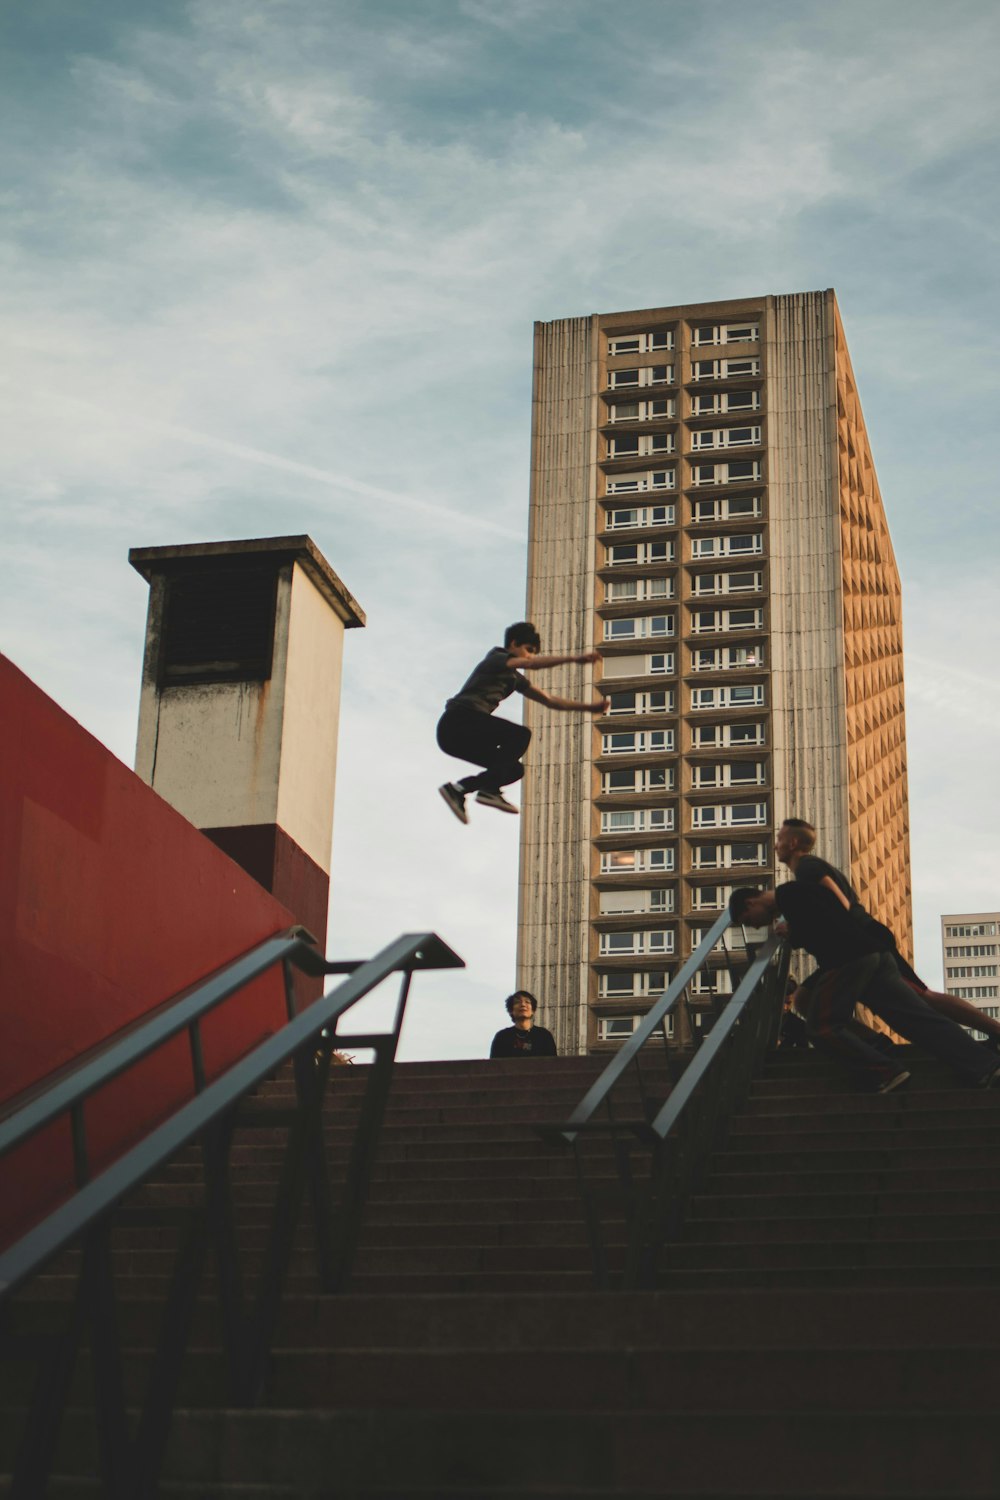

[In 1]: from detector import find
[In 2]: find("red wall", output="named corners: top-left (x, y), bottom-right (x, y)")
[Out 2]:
top-left (0, 654), bottom-right (301, 1246)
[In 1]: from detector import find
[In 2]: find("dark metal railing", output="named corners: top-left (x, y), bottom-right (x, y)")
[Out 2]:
top-left (0, 927), bottom-right (463, 1499)
top-left (539, 914), bottom-right (788, 1288)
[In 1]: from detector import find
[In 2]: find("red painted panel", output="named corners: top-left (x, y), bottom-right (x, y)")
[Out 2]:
top-left (0, 653), bottom-right (302, 1247)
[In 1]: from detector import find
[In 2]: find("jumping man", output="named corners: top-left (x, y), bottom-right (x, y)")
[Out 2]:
top-left (437, 621), bottom-right (607, 824)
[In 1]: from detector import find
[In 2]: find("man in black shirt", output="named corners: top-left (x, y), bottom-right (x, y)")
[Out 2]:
top-left (729, 884), bottom-right (1000, 1093)
top-left (437, 621), bottom-right (607, 823)
top-left (490, 991), bottom-right (558, 1058)
top-left (776, 818), bottom-right (1000, 1047)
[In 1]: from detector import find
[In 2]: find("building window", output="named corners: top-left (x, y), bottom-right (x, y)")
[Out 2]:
top-left (608, 433), bottom-right (674, 460)
top-left (691, 534), bottom-right (764, 561)
top-left (601, 766), bottom-right (674, 794)
top-left (606, 690), bottom-right (674, 716)
top-left (601, 729), bottom-right (676, 755)
top-left (692, 495), bottom-right (762, 523)
top-left (607, 365), bottom-right (674, 390)
top-left (690, 646), bottom-right (765, 672)
top-left (608, 331), bottom-right (674, 356)
top-left (690, 426), bottom-right (762, 451)
top-left (600, 847), bottom-right (676, 874)
top-left (692, 846), bottom-right (773, 870)
top-left (690, 683), bottom-right (766, 712)
top-left (608, 399), bottom-right (676, 424)
top-left (606, 541), bottom-right (675, 567)
top-left (691, 461), bottom-right (762, 488)
top-left (691, 571), bottom-right (763, 596)
top-left (597, 1015), bottom-right (647, 1041)
top-left (692, 721), bottom-right (766, 749)
top-left (599, 888), bottom-right (675, 915)
top-left (603, 614), bottom-right (675, 641)
top-left (600, 807), bottom-right (674, 834)
top-left (944, 923), bottom-right (998, 938)
top-left (691, 761), bottom-right (765, 788)
top-left (604, 577), bottom-right (674, 603)
top-left (604, 504), bottom-right (676, 530)
top-left (690, 885), bottom-right (733, 911)
top-left (597, 971), bottom-right (669, 999)
top-left (691, 390), bottom-right (761, 416)
top-left (691, 322), bottom-right (759, 347)
top-left (691, 357), bottom-right (761, 381)
top-left (689, 608), bottom-right (764, 635)
top-left (599, 930), bottom-right (675, 956)
top-left (606, 469), bottom-right (676, 495)
top-left (600, 651), bottom-right (676, 679)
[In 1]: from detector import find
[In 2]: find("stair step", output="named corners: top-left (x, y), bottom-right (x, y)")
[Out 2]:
top-left (3, 1345), bottom-right (998, 1414)
top-left (11, 1407), bottom-right (999, 1494)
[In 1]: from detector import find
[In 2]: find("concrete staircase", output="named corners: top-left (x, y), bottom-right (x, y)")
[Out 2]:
top-left (3, 1047), bottom-right (1000, 1496)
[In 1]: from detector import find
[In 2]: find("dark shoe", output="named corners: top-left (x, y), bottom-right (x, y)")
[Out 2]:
top-left (438, 783), bottom-right (468, 824)
top-left (475, 789), bottom-right (519, 814)
top-left (876, 1069), bottom-right (911, 1095)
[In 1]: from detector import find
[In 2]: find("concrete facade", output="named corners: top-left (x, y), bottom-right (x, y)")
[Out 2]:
top-left (131, 536), bottom-right (364, 938)
top-left (519, 291), bottom-right (912, 1055)
top-left (940, 911), bottom-right (1000, 1022)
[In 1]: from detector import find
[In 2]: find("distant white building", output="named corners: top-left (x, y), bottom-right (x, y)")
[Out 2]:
top-left (940, 911), bottom-right (1000, 1024)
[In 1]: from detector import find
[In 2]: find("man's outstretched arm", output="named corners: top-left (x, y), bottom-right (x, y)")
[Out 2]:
top-left (511, 650), bottom-right (600, 671)
top-left (520, 679), bottom-right (608, 714)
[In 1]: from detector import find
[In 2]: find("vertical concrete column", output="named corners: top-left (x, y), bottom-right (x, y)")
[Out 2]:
top-left (765, 290), bottom-right (851, 876)
top-left (130, 536), bottom-right (364, 943)
top-left (517, 316), bottom-right (600, 1055)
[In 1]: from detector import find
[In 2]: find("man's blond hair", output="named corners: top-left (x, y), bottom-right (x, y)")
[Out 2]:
top-left (782, 817), bottom-right (816, 853)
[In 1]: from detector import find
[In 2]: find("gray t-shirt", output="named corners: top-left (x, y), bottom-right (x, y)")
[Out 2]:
top-left (446, 646), bottom-right (528, 715)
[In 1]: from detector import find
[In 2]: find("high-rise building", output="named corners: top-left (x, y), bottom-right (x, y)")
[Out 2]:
top-left (940, 912), bottom-right (1000, 1024)
top-left (518, 290), bottom-right (912, 1054)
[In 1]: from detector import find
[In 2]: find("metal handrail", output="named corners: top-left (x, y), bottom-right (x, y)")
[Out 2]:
top-left (550, 908), bottom-right (732, 1144)
top-left (0, 927), bottom-right (463, 1499)
top-left (538, 917), bottom-right (787, 1288)
top-left (0, 926), bottom-right (320, 1170)
top-left (0, 929), bottom-right (461, 1298)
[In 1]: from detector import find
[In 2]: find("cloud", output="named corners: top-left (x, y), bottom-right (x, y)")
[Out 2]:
top-left (3, 0), bottom-right (1000, 1050)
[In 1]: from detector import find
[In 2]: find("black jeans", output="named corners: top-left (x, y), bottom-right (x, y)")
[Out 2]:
top-left (436, 707), bottom-right (531, 793)
top-left (805, 952), bottom-right (996, 1088)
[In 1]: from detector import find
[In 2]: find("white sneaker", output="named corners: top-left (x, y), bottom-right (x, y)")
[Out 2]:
top-left (876, 1069), bottom-right (910, 1095)
top-left (438, 783), bottom-right (469, 824)
top-left (475, 790), bottom-right (519, 814)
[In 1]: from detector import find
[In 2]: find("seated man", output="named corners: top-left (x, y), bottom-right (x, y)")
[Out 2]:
top-left (729, 884), bottom-right (1000, 1094)
top-left (489, 990), bottom-right (557, 1058)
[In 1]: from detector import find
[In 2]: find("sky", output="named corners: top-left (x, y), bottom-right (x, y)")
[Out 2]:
top-left (2, 0), bottom-right (999, 1058)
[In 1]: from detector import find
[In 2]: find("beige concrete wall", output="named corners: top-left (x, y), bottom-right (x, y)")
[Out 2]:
top-left (274, 563), bottom-right (345, 875)
top-left (764, 290), bottom-right (851, 874)
top-left (135, 569), bottom-right (293, 831)
top-left (517, 316), bottom-right (599, 1055)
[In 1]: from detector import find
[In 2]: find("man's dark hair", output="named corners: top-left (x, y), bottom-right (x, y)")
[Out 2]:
top-left (728, 887), bottom-right (762, 922)
top-left (504, 621), bottom-right (541, 650)
top-left (781, 817), bottom-right (816, 852)
top-left (504, 990), bottom-right (537, 1017)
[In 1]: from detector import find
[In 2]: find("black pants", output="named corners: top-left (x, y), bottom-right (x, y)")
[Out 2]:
top-left (436, 707), bottom-right (532, 793)
top-left (806, 952), bottom-right (996, 1089)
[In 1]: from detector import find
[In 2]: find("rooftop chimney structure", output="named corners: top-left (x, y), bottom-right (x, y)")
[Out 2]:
top-left (130, 535), bottom-right (364, 943)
